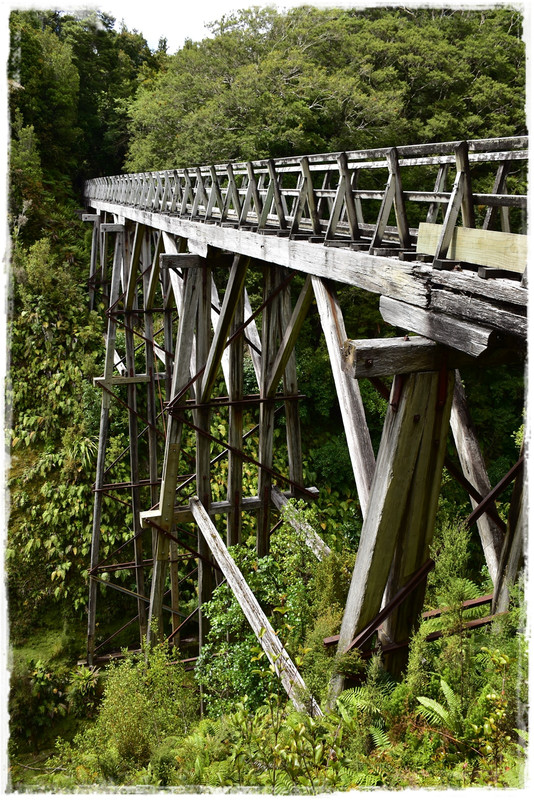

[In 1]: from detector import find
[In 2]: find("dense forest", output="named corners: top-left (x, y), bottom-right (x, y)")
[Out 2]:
top-left (5, 5), bottom-right (528, 791)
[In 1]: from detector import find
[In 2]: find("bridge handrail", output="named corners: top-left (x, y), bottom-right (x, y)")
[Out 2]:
top-left (84, 136), bottom-right (528, 254)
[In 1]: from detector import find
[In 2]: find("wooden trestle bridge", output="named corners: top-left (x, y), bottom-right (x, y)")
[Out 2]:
top-left (82, 136), bottom-right (527, 713)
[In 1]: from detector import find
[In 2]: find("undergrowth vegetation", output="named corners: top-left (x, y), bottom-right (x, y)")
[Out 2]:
top-left (9, 509), bottom-right (527, 791)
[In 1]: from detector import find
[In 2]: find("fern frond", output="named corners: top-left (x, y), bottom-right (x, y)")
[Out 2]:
top-left (342, 769), bottom-right (382, 788)
top-left (461, 578), bottom-right (483, 600)
top-left (273, 771), bottom-right (294, 793)
top-left (440, 678), bottom-right (462, 720)
top-left (369, 725), bottom-right (391, 750)
top-left (338, 687), bottom-right (380, 715)
top-left (417, 696), bottom-right (450, 727)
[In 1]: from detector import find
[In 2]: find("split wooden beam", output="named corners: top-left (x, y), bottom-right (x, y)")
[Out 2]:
top-left (328, 368), bottom-right (454, 702)
top-left (271, 486), bottom-right (330, 561)
top-left (379, 296), bottom-right (495, 357)
top-left (343, 335), bottom-right (522, 378)
top-left (190, 497), bottom-right (322, 717)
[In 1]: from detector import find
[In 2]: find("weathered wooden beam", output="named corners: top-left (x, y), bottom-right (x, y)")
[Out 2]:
top-left (426, 164), bottom-right (449, 224)
top-left (379, 369), bottom-right (455, 676)
top-left (328, 370), bottom-right (453, 703)
top-left (379, 296), bottom-right (494, 357)
top-left (103, 231), bottom-right (126, 378)
top-left (266, 276), bottom-right (313, 397)
top-left (200, 256), bottom-right (249, 402)
top-left (313, 277), bottom-right (375, 518)
top-left (100, 222), bottom-right (125, 233)
top-left (279, 278), bottom-right (304, 488)
top-left (450, 372), bottom-right (505, 585)
top-left (86, 199), bottom-right (430, 302)
top-left (432, 167), bottom-right (466, 264)
top-left (190, 497), bottom-right (322, 716)
top-left (271, 487), bottom-right (330, 560)
top-left (428, 269), bottom-right (528, 309)
top-left (324, 558), bottom-right (435, 651)
top-left (431, 289), bottom-right (526, 338)
top-left (465, 456), bottom-right (524, 530)
top-left (483, 160), bottom-right (511, 232)
top-left (124, 257), bottom-right (148, 643)
top-left (147, 268), bottom-right (201, 642)
top-left (227, 289), bottom-right (244, 546)
top-left (86, 397), bottom-right (110, 665)
top-left (87, 214), bottom-right (101, 310)
top-left (343, 335), bottom-right (522, 378)
top-left (243, 289), bottom-right (263, 386)
top-left (94, 374), bottom-right (166, 386)
top-left (455, 140), bottom-right (476, 229)
top-left (418, 222), bottom-right (527, 273)
top-left (492, 456), bottom-right (525, 614)
top-left (388, 147), bottom-right (411, 249)
top-left (195, 261), bottom-right (214, 650)
top-left (345, 336), bottom-right (443, 377)
top-left (125, 223), bottom-right (146, 309)
top-left (141, 489), bottom-right (320, 526)
top-left (160, 253), bottom-right (203, 270)
top-left (257, 266), bottom-right (279, 555)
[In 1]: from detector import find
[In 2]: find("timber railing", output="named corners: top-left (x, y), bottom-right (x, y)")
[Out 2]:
top-left (85, 136), bottom-right (527, 265)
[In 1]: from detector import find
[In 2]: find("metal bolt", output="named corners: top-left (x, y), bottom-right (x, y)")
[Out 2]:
top-left (413, 414), bottom-right (421, 423)
top-left (365, 358), bottom-right (373, 367)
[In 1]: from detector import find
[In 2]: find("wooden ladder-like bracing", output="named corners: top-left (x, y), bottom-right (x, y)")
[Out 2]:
top-left (82, 137), bottom-right (527, 711)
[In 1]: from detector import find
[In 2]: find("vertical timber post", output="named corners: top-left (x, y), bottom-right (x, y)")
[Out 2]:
top-left (380, 368), bottom-right (455, 676)
top-left (147, 260), bottom-right (201, 643)
top-left (87, 225), bottom-right (125, 663)
top-left (257, 265), bottom-right (279, 555)
top-left (195, 260), bottom-right (214, 650)
top-left (227, 288), bottom-right (244, 546)
top-left (328, 369), bottom-right (454, 702)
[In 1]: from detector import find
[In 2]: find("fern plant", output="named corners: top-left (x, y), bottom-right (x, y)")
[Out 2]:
top-left (417, 677), bottom-right (464, 740)
top-left (335, 657), bottom-right (395, 757)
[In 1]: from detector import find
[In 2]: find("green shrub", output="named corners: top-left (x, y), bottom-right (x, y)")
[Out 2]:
top-left (37, 640), bottom-right (198, 785)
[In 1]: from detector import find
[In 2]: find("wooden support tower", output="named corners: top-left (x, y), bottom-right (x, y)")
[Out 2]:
top-left (82, 137), bottom-right (527, 711)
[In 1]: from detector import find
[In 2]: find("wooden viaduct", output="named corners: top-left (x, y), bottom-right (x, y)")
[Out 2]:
top-left (82, 136), bottom-right (527, 713)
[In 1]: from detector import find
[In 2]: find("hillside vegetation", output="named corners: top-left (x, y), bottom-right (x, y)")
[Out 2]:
top-left (6, 6), bottom-right (527, 791)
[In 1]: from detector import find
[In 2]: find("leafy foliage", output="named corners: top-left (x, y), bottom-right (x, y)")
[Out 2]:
top-left (125, 6), bottom-right (525, 170)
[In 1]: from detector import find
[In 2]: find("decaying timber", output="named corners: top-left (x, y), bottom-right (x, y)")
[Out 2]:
top-left (82, 136), bottom-right (527, 711)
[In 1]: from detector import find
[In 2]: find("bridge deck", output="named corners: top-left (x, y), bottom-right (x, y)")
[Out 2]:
top-left (85, 136), bottom-right (527, 357)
